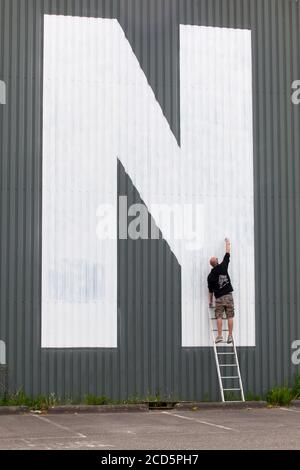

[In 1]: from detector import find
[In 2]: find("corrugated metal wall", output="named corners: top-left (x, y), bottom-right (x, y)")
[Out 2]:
top-left (0, 0), bottom-right (300, 401)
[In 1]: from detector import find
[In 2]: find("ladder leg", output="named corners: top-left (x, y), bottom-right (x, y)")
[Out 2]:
top-left (233, 338), bottom-right (245, 402)
top-left (209, 309), bottom-right (225, 402)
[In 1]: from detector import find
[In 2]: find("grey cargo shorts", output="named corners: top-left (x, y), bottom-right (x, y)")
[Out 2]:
top-left (215, 293), bottom-right (235, 319)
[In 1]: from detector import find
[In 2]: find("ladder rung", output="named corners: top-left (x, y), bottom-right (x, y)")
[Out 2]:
top-left (216, 342), bottom-right (233, 345)
top-left (224, 400), bottom-right (243, 403)
top-left (221, 376), bottom-right (239, 379)
top-left (213, 329), bottom-right (229, 332)
top-left (217, 352), bottom-right (235, 355)
top-left (219, 364), bottom-right (237, 367)
top-left (223, 388), bottom-right (241, 391)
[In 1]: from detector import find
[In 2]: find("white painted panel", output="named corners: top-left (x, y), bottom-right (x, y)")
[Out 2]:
top-left (42, 16), bottom-right (254, 348)
top-left (42, 16), bottom-right (118, 347)
top-left (180, 26), bottom-right (255, 346)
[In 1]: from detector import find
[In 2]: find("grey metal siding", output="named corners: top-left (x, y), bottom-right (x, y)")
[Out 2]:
top-left (0, 0), bottom-right (300, 401)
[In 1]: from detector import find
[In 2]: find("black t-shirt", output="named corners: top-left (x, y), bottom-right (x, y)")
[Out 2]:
top-left (207, 253), bottom-right (233, 299)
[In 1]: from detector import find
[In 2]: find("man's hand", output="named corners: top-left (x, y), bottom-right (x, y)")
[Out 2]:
top-left (225, 237), bottom-right (230, 254)
top-left (209, 302), bottom-right (214, 309)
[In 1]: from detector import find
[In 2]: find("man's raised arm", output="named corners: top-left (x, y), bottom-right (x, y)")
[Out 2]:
top-left (225, 237), bottom-right (231, 254)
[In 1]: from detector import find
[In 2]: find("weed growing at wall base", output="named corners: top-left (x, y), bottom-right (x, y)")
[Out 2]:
top-left (266, 374), bottom-right (300, 407)
top-left (291, 374), bottom-right (300, 399)
top-left (266, 387), bottom-right (294, 407)
top-left (245, 391), bottom-right (262, 401)
top-left (0, 389), bottom-right (60, 409)
top-left (1, 377), bottom-right (299, 409)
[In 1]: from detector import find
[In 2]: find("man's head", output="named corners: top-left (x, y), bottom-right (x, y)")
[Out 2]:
top-left (210, 256), bottom-right (218, 267)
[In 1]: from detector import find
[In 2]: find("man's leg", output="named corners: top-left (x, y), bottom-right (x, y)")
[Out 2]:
top-left (215, 299), bottom-right (224, 341)
top-left (228, 317), bottom-right (233, 336)
top-left (217, 317), bottom-right (223, 336)
top-left (225, 294), bottom-right (234, 342)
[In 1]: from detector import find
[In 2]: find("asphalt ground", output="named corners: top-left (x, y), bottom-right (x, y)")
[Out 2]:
top-left (0, 407), bottom-right (299, 450)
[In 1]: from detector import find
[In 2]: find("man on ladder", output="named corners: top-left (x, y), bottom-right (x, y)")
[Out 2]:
top-left (207, 238), bottom-right (234, 344)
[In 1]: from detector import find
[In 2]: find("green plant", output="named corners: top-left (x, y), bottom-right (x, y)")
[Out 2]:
top-left (30, 394), bottom-right (59, 411)
top-left (245, 391), bottom-right (262, 402)
top-left (84, 394), bottom-right (110, 405)
top-left (291, 374), bottom-right (300, 400)
top-left (64, 397), bottom-right (81, 405)
top-left (121, 396), bottom-right (141, 405)
top-left (144, 393), bottom-right (162, 403)
top-left (202, 393), bottom-right (211, 402)
top-left (0, 388), bottom-right (31, 407)
top-left (266, 386), bottom-right (294, 406)
top-left (0, 389), bottom-right (60, 410)
top-left (223, 391), bottom-right (239, 401)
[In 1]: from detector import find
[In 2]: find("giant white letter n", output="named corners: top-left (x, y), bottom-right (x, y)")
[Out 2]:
top-left (42, 16), bottom-right (255, 348)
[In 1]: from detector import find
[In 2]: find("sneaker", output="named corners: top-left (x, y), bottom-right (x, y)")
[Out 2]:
top-left (215, 335), bottom-right (224, 344)
top-left (227, 335), bottom-right (233, 344)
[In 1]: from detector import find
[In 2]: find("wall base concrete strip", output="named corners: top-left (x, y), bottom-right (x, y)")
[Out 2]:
top-left (46, 404), bottom-right (149, 414)
top-left (290, 400), bottom-right (300, 407)
top-left (0, 401), bottom-right (300, 415)
top-left (174, 401), bottom-right (268, 410)
top-left (0, 406), bottom-right (29, 415)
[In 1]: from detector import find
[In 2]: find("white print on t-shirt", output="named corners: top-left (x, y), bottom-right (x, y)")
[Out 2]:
top-left (218, 275), bottom-right (229, 289)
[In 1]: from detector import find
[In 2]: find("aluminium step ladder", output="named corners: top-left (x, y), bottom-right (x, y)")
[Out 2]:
top-left (209, 308), bottom-right (245, 402)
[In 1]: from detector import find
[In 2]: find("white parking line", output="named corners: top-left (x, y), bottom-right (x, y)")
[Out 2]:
top-left (280, 407), bottom-right (300, 413)
top-left (162, 411), bottom-right (234, 431)
top-left (73, 441), bottom-right (115, 448)
top-left (32, 414), bottom-right (87, 438)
